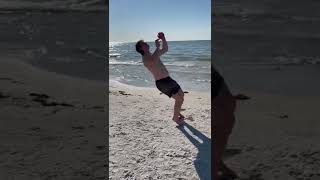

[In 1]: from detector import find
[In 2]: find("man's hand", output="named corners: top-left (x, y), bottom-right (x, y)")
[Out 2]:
top-left (157, 32), bottom-right (165, 40)
top-left (155, 39), bottom-right (161, 48)
top-left (151, 32), bottom-right (168, 60)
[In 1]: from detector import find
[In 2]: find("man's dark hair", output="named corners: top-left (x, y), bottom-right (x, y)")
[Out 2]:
top-left (135, 40), bottom-right (144, 55)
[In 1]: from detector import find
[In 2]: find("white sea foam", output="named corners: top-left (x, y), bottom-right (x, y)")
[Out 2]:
top-left (109, 53), bottom-right (121, 58)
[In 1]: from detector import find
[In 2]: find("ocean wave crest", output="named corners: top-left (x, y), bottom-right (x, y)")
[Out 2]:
top-left (240, 56), bottom-right (320, 66)
top-left (0, 0), bottom-right (106, 12)
top-left (274, 56), bottom-right (320, 65)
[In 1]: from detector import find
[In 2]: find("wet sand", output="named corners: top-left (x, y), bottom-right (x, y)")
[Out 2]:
top-left (0, 57), bottom-right (106, 179)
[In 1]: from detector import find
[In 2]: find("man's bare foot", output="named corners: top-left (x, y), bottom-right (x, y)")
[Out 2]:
top-left (218, 161), bottom-right (238, 179)
top-left (172, 116), bottom-right (185, 125)
top-left (179, 113), bottom-right (185, 119)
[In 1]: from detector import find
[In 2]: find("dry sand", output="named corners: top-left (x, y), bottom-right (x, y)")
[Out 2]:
top-left (214, 1), bottom-right (320, 179)
top-left (109, 81), bottom-right (211, 179)
top-left (224, 91), bottom-right (320, 180)
top-left (0, 57), bottom-right (106, 179)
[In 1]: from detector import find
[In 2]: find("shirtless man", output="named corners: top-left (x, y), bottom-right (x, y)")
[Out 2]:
top-left (212, 67), bottom-right (238, 179)
top-left (135, 32), bottom-right (185, 125)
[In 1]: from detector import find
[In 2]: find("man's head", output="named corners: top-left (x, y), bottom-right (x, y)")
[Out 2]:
top-left (135, 40), bottom-right (149, 56)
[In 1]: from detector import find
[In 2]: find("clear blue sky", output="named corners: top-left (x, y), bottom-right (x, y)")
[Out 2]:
top-left (109, 0), bottom-right (211, 42)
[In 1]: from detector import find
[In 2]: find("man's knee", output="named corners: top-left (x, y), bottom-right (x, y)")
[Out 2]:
top-left (214, 95), bottom-right (236, 113)
top-left (214, 112), bottom-right (235, 129)
top-left (230, 96), bottom-right (236, 112)
top-left (177, 95), bottom-right (184, 103)
top-left (213, 98), bottom-right (236, 134)
top-left (180, 91), bottom-right (184, 101)
top-left (175, 92), bottom-right (184, 103)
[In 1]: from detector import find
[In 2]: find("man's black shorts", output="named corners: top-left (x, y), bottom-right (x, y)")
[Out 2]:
top-left (155, 76), bottom-right (181, 98)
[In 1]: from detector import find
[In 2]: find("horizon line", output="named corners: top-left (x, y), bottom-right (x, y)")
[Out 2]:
top-left (109, 39), bottom-right (211, 43)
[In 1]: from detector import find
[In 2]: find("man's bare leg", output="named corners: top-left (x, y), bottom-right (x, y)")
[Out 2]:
top-left (219, 161), bottom-right (238, 178)
top-left (171, 89), bottom-right (184, 122)
top-left (213, 83), bottom-right (237, 179)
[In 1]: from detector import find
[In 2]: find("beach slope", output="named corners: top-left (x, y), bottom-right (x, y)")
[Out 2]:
top-left (0, 57), bottom-right (106, 179)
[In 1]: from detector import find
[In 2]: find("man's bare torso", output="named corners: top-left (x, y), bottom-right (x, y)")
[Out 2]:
top-left (143, 56), bottom-right (169, 80)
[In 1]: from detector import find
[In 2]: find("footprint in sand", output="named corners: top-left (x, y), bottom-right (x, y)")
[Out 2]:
top-left (72, 126), bottom-right (85, 131)
top-left (29, 92), bottom-right (75, 107)
top-left (234, 94), bottom-right (251, 100)
top-left (118, 91), bottom-right (132, 96)
top-left (186, 115), bottom-right (194, 121)
top-left (0, 77), bottom-right (24, 84)
top-left (0, 92), bottom-right (10, 99)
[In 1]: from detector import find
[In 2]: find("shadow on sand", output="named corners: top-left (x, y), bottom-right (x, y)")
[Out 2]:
top-left (177, 122), bottom-right (211, 180)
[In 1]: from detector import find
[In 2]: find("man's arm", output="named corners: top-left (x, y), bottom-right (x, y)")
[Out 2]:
top-left (158, 32), bottom-right (168, 54)
top-left (160, 37), bottom-right (168, 53)
top-left (149, 39), bottom-right (161, 62)
top-left (153, 41), bottom-right (166, 55)
top-left (146, 32), bottom-right (168, 65)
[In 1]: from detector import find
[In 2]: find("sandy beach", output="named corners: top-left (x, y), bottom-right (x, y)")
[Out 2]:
top-left (0, 4), bottom-right (107, 178)
top-left (224, 91), bottom-right (320, 179)
top-left (214, 1), bottom-right (320, 179)
top-left (109, 81), bottom-right (211, 179)
top-left (1, 0), bottom-right (320, 179)
top-left (0, 56), bottom-right (107, 179)
top-left (0, 54), bottom-right (212, 180)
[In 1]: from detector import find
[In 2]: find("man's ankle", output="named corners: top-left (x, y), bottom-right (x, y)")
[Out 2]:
top-left (172, 116), bottom-right (179, 121)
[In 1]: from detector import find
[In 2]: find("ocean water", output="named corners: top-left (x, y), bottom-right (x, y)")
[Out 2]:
top-left (0, 0), bottom-right (104, 11)
top-left (109, 40), bottom-right (211, 92)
